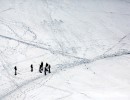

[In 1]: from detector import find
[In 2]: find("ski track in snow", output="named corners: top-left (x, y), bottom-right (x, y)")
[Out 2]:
top-left (103, 33), bottom-right (130, 55)
top-left (0, 0), bottom-right (130, 99)
top-left (0, 22), bottom-right (130, 99)
top-left (0, 8), bottom-right (14, 14)
top-left (0, 34), bottom-right (85, 60)
top-left (0, 34), bottom-right (130, 99)
top-left (0, 38), bottom-right (130, 99)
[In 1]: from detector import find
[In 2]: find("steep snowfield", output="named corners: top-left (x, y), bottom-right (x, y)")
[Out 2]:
top-left (0, 0), bottom-right (130, 100)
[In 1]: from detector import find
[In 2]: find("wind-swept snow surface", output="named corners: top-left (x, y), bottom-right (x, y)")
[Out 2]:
top-left (0, 0), bottom-right (130, 100)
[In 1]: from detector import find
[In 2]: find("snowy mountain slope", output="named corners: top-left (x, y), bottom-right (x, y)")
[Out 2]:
top-left (0, 0), bottom-right (130, 100)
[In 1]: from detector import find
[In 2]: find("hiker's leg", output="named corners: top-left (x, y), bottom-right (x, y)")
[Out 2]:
top-left (44, 70), bottom-right (46, 75)
top-left (49, 67), bottom-right (51, 73)
top-left (15, 71), bottom-right (17, 75)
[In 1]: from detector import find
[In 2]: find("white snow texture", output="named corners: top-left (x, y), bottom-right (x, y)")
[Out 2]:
top-left (0, 0), bottom-right (130, 100)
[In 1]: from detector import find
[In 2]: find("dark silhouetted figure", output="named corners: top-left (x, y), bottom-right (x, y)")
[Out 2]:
top-left (44, 63), bottom-right (51, 75)
top-left (41, 62), bottom-right (43, 71)
top-left (31, 64), bottom-right (33, 72)
top-left (39, 62), bottom-right (43, 73)
top-left (48, 64), bottom-right (51, 73)
top-left (44, 63), bottom-right (48, 75)
top-left (45, 63), bottom-right (48, 68)
top-left (14, 66), bottom-right (17, 75)
top-left (39, 65), bottom-right (42, 73)
top-left (44, 67), bottom-right (47, 75)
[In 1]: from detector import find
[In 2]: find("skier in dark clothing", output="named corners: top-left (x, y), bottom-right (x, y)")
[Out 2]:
top-left (41, 62), bottom-right (43, 72)
top-left (44, 66), bottom-right (48, 75)
top-left (39, 65), bottom-right (42, 73)
top-left (14, 66), bottom-right (17, 75)
top-left (44, 63), bottom-right (48, 75)
top-left (45, 63), bottom-right (48, 68)
top-left (48, 64), bottom-right (51, 73)
top-left (41, 62), bottom-right (43, 66)
top-left (44, 63), bottom-right (51, 75)
top-left (39, 62), bottom-right (43, 73)
top-left (31, 64), bottom-right (33, 72)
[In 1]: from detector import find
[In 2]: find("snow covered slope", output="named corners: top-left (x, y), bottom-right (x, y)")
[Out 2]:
top-left (0, 0), bottom-right (130, 100)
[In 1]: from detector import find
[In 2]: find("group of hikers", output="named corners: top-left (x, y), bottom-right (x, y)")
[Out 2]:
top-left (14, 62), bottom-right (51, 76)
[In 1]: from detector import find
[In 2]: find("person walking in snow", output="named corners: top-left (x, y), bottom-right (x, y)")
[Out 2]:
top-left (39, 62), bottom-right (43, 73)
top-left (39, 65), bottom-right (42, 73)
top-left (44, 63), bottom-right (48, 75)
top-left (14, 66), bottom-right (17, 75)
top-left (48, 64), bottom-right (51, 73)
top-left (45, 63), bottom-right (48, 68)
top-left (44, 63), bottom-right (51, 75)
top-left (41, 62), bottom-right (43, 71)
top-left (31, 64), bottom-right (33, 72)
top-left (44, 66), bottom-right (48, 75)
